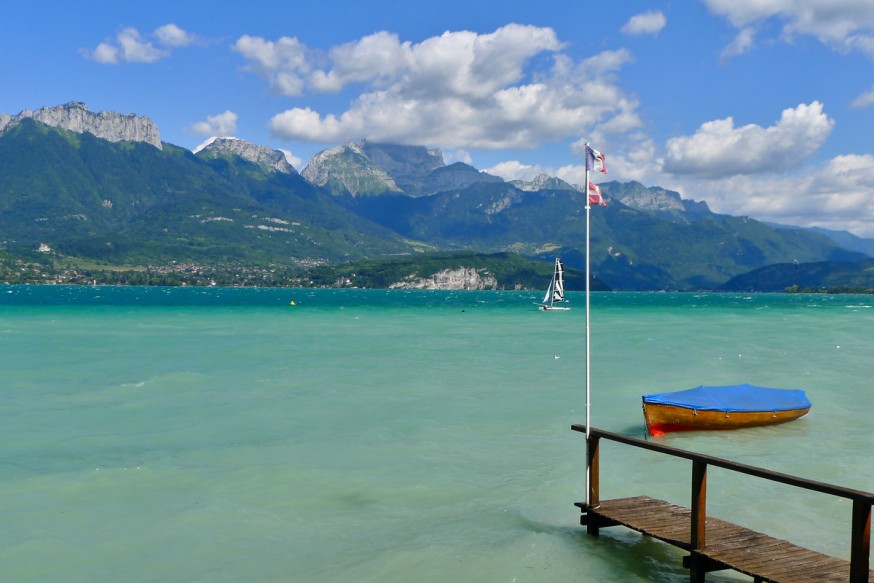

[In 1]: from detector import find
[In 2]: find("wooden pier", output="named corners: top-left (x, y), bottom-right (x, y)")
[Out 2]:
top-left (572, 424), bottom-right (873, 582)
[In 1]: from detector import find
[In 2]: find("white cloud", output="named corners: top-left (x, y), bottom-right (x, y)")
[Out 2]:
top-left (278, 149), bottom-right (302, 169)
top-left (621, 11), bottom-right (667, 36)
top-left (237, 24), bottom-right (564, 99)
top-left (189, 111), bottom-right (238, 136)
top-left (308, 31), bottom-right (412, 92)
top-left (232, 35), bottom-right (312, 96)
top-left (444, 149), bottom-right (473, 165)
top-left (155, 24), bottom-right (195, 47)
top-left (485, 160), bottom-right (546, 182)
top-left (269, 107), bottom-right (352, 144)
top-left (91, 43), bottom-right (119, 64)
top-left (850, 84), bottom-right (874, 108)
top-left (720, 27), bottom-right (757, 61)
top-left (116, 27), bottom-right (167, 63)
top-left (555, 133), bottom-right (662, 188)
top-left (251, 27), bottom-right (637, 150)
top-left (86, 23), bottom-right (195, 64)
top-left (704, 0), bottom-right (874, 59)
top-left (665, 154), bottom-right (874, 237)
top-left (663, 102), bottom-right (834, 177)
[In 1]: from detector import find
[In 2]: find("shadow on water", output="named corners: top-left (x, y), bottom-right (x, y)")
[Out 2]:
top-left (576, 423), bottom-right (650, 439)
top-left (515, 512), bottom-right (750, 582)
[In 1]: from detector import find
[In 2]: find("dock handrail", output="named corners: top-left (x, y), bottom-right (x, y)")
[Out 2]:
top-left (572, 424), bottom-right (873, 582)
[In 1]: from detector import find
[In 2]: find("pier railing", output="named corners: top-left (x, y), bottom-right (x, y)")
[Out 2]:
top-left (572, 424), bottom-right (873, 582)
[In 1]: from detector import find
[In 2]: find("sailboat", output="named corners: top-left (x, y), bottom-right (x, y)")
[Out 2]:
top-left (539, 258), bottom-right (571, 311)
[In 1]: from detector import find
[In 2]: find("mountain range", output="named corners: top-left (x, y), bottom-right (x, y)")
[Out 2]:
top-left (1, 102), bottom-right (871, 291)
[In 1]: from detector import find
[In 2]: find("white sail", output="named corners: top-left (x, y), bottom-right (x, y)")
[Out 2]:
top-left (540, 258), bottom-right (570, 310)
top-left (553, 259), bottom-right (565, 302)
top-left (543, 278), bottom-right (553, 304)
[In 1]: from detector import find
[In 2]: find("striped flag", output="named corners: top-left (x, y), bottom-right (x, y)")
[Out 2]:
top-left (588, 182), bottom-right (606, 206)
top-left (586, 145), bottom-right (607, 173)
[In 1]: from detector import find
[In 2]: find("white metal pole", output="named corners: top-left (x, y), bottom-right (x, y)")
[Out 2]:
top-left (584, 144), bottom-right (591, 506)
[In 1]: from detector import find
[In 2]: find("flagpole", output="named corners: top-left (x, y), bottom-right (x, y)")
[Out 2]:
top-left (584, 143), bottom-right (592, 507)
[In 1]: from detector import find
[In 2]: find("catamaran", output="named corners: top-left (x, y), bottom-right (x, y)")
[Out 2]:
top-left (540, 258), bottom-right (570, 311)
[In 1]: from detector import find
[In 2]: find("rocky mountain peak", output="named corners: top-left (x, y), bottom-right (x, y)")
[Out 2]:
top-left (302, 140), bottom-right (505, 197)
top-left (604, 181), bottom-right (712, 219)
top-left (302, 142), bottom-right (402, 196)
top-left (0, 102), bottom-right (162, 149)
top-left (195, 137), bottom-right (297, 174)
top-left (359, 141), bottom-right (445, 180)
top-left (511, 173), bottom-right (580, 192)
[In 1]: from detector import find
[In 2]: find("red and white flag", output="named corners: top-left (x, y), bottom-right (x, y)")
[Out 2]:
top-left (588, 182), bottom-right (606, 206)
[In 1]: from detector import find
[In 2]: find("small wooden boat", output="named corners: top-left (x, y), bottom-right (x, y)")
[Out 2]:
top-left (642, 384), bottom-right (811, 436)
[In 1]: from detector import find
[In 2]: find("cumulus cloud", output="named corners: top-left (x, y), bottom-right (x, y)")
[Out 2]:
top-left (86, 24), bottom-right (195, 64)
top-left (308, 31), bottom-right (412, 92)
top-left (666, 154), bottom-right (874, 237)
top-left (663, 102), bottom-right (834, 177)
top-left (234, 25), bottom-right (638, 150)
top-left (232, 35), bottom-right (313, 96)
top-left (189, 111), bottom-right (238, 136)
top-left (621, 11), bottom-right (667, 36)
top-left (704, 0), bottom-right (874, 59)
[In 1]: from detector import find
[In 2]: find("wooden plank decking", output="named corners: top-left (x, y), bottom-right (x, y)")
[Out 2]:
top-left (579, 496), bottom-right (874, 582)
top-left (572, 424), bottom-right (873, 582)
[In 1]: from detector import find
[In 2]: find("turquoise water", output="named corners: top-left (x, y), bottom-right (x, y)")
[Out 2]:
top-left (1, 286), bottom-right (872, 582)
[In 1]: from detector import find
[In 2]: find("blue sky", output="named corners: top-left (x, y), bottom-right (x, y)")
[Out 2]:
top-left (4, 1), bottom-right (874, 236)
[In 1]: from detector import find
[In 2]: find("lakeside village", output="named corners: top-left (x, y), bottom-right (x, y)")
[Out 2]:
top-left (0, 251), bottom-right (324, 288)
top-left (3, 251), bottom-right (873, 294)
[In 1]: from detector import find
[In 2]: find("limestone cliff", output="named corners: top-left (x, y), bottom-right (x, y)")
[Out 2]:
top-left (388, 267), bottom-right (498, 290)
top-left (0, 102), bottom-right (162, 149)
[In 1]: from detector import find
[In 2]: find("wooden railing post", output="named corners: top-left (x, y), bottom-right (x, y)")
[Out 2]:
top-left (688, 460), bottom-right (709, 583)
top-left (691, 460), bottom-right (707, 549)
top-left (588, 434), bottom-right (600, 509)
top-left (850, 499), bottom-right (871, 583)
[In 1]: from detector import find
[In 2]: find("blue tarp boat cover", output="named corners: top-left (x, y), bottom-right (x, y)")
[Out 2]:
top-left (642, 384), bottom-right (811, 412)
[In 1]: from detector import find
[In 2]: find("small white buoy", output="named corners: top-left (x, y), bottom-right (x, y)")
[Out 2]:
top-left (554, 355), bottom-right (560, 359)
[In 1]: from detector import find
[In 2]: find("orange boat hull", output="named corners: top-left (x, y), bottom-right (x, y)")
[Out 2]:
top-left (643, 402), bottom-right (810, 436)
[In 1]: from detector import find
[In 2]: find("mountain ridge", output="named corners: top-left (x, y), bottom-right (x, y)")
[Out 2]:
top-left (2, 102), bottom-right (872, 291)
